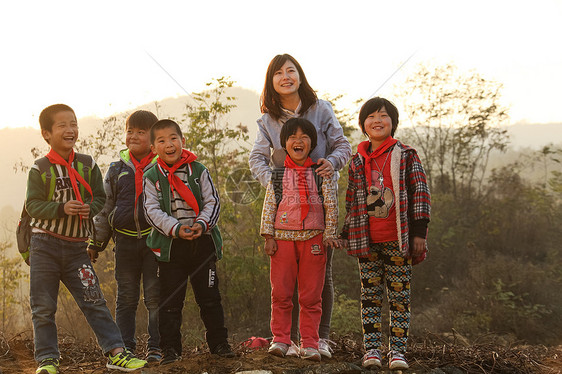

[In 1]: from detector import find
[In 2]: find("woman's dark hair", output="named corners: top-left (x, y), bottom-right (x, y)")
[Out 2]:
top-left (260, 54), bottom-right (317, 120)
top-left (358, 97), bottom-right (400, 136)
top-left (280, 118), bottom-right (317, 152)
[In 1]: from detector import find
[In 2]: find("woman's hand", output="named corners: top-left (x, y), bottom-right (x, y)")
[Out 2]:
top-left (323, 238), bottom-right (341, 249)
top-left (315, 158), bottom-right (334, 178)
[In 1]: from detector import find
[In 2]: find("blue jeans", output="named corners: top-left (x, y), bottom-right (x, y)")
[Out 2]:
top-left (29, 233), bottom-right (124, 362)
top-left (114, 233), bottom-right (160, 351)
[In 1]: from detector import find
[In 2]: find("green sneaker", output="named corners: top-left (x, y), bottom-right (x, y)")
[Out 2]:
top-left (36, 358), bottom-right (59, 374)
top-left (106, 350), bottom-right (147, 371)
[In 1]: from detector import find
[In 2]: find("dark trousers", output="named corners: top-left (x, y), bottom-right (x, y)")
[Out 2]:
top-left (157, 234), bottom-right (228, 354)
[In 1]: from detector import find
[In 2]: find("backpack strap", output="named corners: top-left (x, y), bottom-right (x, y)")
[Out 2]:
top-left (34, 157), bottom-right (55, 199)
top-left (271, 167), bottom-right (285, 208)
top-left (74, 153), bottom-right (93, 198)
top-left (310, 164), bottom-right (324, 205)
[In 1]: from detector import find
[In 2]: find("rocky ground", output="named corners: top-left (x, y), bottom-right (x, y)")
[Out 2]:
top-left (1, 333), bottom-right (560, 374)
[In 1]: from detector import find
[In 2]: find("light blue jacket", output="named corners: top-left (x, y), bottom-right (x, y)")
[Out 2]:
top-left (249, 99), bottom-right (352, 187)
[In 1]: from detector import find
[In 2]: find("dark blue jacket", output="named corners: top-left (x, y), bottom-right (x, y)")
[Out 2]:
top-left (89, 149), bottom-right (157, 251)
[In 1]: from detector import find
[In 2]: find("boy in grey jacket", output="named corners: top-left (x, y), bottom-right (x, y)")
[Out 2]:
top-left (143, 119), bottom-right (233, 365)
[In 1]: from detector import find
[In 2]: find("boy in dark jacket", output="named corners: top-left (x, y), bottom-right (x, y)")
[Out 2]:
top-left (27, 104), bottom-right (147, 374)
top-left (143, 119), bottom-right (234, 365)
top-left (88, 110), bottom-right (161, 362)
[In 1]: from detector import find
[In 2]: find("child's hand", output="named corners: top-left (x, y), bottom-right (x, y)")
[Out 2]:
top-left (79, 204), bottom-right (90, 219)
top-left (178, 225), bottom-right (193, 240)
top-left (315, 158), bottom-right (334, 178)
top-left (264, 237), bottom-right (277, 256)
top-left (179, 223), bottom-right (203, 240)
top-left (323, 238), bottom-right (341, 249)
top-left (87, 248), bottom-right (99, 263)
top-left (411, 236), bottom-right (426, 257)
top-left (189, 223), bottom-right (203, 239)
top-left (64, 200), bottom-right (84, 216)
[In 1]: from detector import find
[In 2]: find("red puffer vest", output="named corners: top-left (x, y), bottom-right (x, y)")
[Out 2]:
top-left (274, 168), bottom-right (325, 231)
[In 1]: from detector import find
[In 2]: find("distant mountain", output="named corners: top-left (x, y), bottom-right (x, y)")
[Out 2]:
top-left (1, 87), bottom-right (559, 213)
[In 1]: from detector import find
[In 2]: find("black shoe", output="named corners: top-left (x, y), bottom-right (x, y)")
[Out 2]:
top-left (145, 348), bottom-right (163, 363)
top-left (212, 342), bottom-right (235, 358)
top-left (160, 348), bottom-right (181, 365)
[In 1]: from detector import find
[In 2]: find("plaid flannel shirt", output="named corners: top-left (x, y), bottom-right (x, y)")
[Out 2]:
top-left (341, 141), bottom-right (431, 261)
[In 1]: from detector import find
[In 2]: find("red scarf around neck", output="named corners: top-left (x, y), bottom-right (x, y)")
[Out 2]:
top-left (157, 149), bottom-right (200, 216)
top-left (284, 155), bottom-right (315, 222)
top-left (46, 149), bottom-right (93, 204)
top-left (357, 137), bottom-right (398, 189)
top-left (130, 151), bottom-right (156, 206)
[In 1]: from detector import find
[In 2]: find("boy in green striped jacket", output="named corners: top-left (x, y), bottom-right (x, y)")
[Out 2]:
top-left (26, 104), bottom-right (147, 374)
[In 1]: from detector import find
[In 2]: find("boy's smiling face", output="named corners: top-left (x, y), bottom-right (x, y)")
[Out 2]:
top-left (126, 126), bottom-right (151, 160)
top-left (285, 127), bottom-right (311, 166)
top-left (151, 126), bottom-right (185, 165)
top-left (42, 110), bottom-right (78, 158)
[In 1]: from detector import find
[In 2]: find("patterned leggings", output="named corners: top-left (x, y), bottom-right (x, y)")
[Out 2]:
top-left (358, 240), bottom-right (412, 353)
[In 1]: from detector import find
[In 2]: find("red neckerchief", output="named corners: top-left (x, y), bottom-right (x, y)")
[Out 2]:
top-left (130, 151), bottom-right (156, 207)
top-left (284, 155), bottom-right (315, 222)
top-left (46, 149), bottom-right (93, 204)
top-left (357, 137), bottom-right (398, 188)
top-left (157, 149), bottom-right (200, 216)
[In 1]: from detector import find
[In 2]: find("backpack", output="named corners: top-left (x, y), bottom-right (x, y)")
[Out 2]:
top-left (16, 154), bottom-right (92, 265)
top-left (271, 165), bottom-right (324, 208)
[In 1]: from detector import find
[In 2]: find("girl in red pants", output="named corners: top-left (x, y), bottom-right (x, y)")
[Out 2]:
top-left (260, 118), bottom-right (339, 361)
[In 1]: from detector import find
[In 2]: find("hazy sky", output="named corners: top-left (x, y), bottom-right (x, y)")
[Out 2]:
top-left (1, 0), bottom-right (561, 129)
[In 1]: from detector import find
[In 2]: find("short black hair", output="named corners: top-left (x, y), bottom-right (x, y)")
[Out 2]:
top-left (280, 117), bottom-right (317, 151)
top-left (126, 110), bottom-right (158, 131)
top-left (358, 97), bottom-right (399, 136)
top-left (39, 104), bottom-right (76, 133)
top-left (150, 119), bottom-right (183, 144)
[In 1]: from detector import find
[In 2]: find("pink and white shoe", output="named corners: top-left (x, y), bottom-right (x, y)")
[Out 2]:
top-left (362, 349), bottom-right (382, 368)
top-left (268, 342), bottom-right (289, 357)
top-left (286, 341), bottom-right (300, 357)
top-left (300, 347), bottom-right (321, 362)
top-left (388, 350), bottom-right (409, 370)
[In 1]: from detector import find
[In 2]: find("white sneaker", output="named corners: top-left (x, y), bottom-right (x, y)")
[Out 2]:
top-left (268, 342), bottom-right (289, 357)
top-left (300, 347), bottom-right (321, 362)
top-left (388, 350), bottom-right (409, 370)
top-left (318, 338), bottom-right (334, 358)
top-left (362, 349), bottom-right (382, 369)
top-left (286, 341), bottom-right (300, 357)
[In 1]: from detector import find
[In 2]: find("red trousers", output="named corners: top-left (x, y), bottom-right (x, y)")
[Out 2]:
top-left (270, 234), bottom-right (326, 349)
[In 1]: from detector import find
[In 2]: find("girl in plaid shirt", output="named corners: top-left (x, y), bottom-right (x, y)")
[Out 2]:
top-left (340, 97), bottom-right (431, 371)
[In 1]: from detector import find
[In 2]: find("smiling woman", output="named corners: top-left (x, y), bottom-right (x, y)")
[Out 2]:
top-left (249, 53), bottom-right (352, 359)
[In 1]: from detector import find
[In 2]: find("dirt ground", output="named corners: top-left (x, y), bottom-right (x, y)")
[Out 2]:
top-left (1, 334), bottom-right (561, 374)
